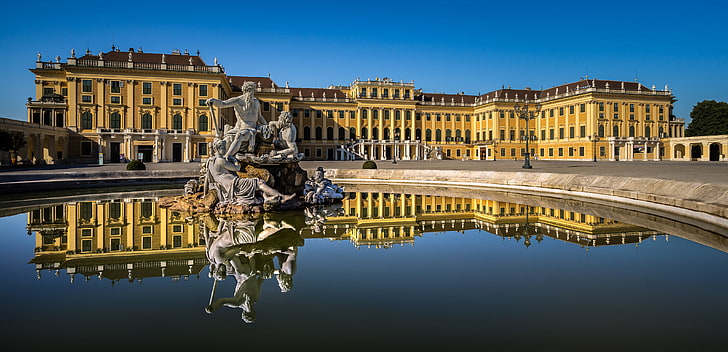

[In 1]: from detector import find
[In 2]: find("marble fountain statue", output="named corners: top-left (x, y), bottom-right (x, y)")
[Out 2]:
top-left (159, 81), bottom-right (344, 215)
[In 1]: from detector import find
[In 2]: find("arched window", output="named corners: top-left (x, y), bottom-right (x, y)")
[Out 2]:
top-left (315, 126), bottom-right (322, 140)
top-left (372, 127), bottom-right (379, 140)
top-left (110, 112), bottom-right (121, 129)
top-left (598, 125), bottom-right (605, 137)
top-left (658, 126), bottom-right (664, 137)
top-left (405, 128), bottom-right (411, 140)
top-left (628, 126), bottom-right (635, 137)
top-left (303, 126), bottom-right (311, 140)
top-left (362, 110), bottom-right (368, 119)
top-left (81, 111), bottom-right (93, 129)
top-left (44, 110), bottom-right (53, 126)
top-left (416, 128), bottom-right (422, 140)
top-left (383, 128), bottom-right (390, 140)
top-left (395, 128), bottom-right (401, 139)
top-left (465, 129), bottom-right (471, 143)
top-left (142, 113), bottom-right (152, 130)
top-left (172, 113), bottom-right (183, 130)
top-left (645, 126), bottom-right (651, 138)
top-left (349, 127), bottom-right (356, 140)
top-left (425, 129), bottom-right (432, 142)
top-left (338, 127), bottom-right (346, 140)
top-left (326, 127), bottom-right (334, 140)
top-left (373, 110), bottom-right (379, 119)
top-left (198, 114), bottom-right (208, 132)
top-left (612, 125), bottom-right (619, 137)
top-left (436, 129), bottom-right (442, 142)
top-left (455, 130), bottom-right (462, 142)
top-left (446, 129), bottom-right (453, 142)
top-left (361, 127), bottom-right (368, 139)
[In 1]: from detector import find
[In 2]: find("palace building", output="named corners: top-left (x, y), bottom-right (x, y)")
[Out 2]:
top-left (25, 47), bottom-right (687, 164)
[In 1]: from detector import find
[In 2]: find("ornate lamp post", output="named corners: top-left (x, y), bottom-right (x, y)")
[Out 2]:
top-left (590, 134), bottom-right (600, 162)
top-left (392, 129), bottom-right (400, 164)
top-left (513, 102), bottom-right (541, 169)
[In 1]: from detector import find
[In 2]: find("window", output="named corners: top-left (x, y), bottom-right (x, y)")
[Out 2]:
top-left (198, 142), bottom-right (208, 156)
top-left (173, 83), bottom-right (182, 95)
top-left (629, 104), bottom-right (634, 112)
top-left (304, 109), bottom-right (310, 118)
top-left (110, 96), bottom-right (121, 104)
top-left (599, 102), bottom-right (604, 111)
top-left (82, 80), bottom-right (93, 93)
top-left (350, 111), bottom-right (356, 119)
top-left (549, 129), bottom-right (554, 140)
top-left (549, 109), bottom-right (554, 117)
top-left (373, 110), bottom-right (378, 119)
top-left (198, 99), bottom-right (207, 106)
top-left (371, 88), bottom-right (377, 98)
top-left (172, 98), bottom-right (182, 106)
top-left (142, 97), bottom-right (153, 105)
top-left (80, 202), bottom-right (93, 220)
top-left (327, 110), bottom-right (333, 118)
top-left (109, 203), bottom-right (121, 219)
top-left (81, 111), bottom-right (93, 129)
top-left (559, 128), bottom-right (564, 139)
top-left (110, 227), bottom-right (121, 236)
top-left (614, 103), bottom-right (619, 112)
top-left (143, 82), bottom-right (152, 94)
top-left (198, 114), bottom-right (208, 131)
top-left (111, 81), bottom-right (121, 94)
top-left (82, 95), bottom-right (92, 103)
top-left (339, 111), bottom-right (344, 119)
top-left (80, 141), bottom-right (92, 156)
top-left (276, 103), bottom-right (283, 111)
top-left (569, 126), bottom-right (574, 138)
top-left (645, 105), bottom-right (650, 113)
top-left (404, 90), bottom-right (410, 98)
top-left (436, 113), bottom-right (441, 121)
top-left (446, 114), bottom-right (451, 121)
top-left (172, 113), bottom-right (183, 130)
top-left (141, 202), bottom-right (153, 218)
top-left (580, 126), bottom-right (586, 137)
top-left (141, 113), bottom-right (152, 130)
top-left (263, 101), bottom-right (270, 111)
top-left (292, 109), bottom-right (299, 118)
top-left (110, 238), bottom-right (121, 251)
top-left (383, 88), bottom-right (389, 98)
top-left (558, 148), bottom-right (563, 156)
top-left (568, 147), bottom-right (574, 156)
top-left (43, 87), bottom-right (54, 96)
top-left (569, 105), bottom-right (574, 114)
top-left (384, 110), bottom-right (389, 119)
top-left (110, 112), bottom-right (121, 129)
top-left (173, 235), bottom-right (182, 248)
top-left (199, 84), bottom-right (208, 96)
top-left (316, 110), bottom-right (322, 118)
top-left (580, 104), bottom-right (585, 113)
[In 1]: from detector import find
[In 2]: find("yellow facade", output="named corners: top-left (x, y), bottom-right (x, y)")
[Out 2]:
top-left (27, 49), bottom-right (684, 163)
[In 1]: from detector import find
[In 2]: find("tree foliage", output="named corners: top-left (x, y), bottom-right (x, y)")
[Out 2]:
top-left (685, 100), bottom-right (728, 137)
top-left (0, 129), bottom-right (27, 152)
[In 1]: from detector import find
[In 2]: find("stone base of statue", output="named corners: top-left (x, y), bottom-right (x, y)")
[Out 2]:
top-left (236, 161), bottom-right (307, 197)
top-left (158, 189), bottom-right (218, 213)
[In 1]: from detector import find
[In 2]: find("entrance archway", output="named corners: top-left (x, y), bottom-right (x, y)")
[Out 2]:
top-left (709, 143), bottom-right (721, 161)
top-left (673, 144), bottom-right (685, 159)
top-left (690, 144), bottom-right (702, 159)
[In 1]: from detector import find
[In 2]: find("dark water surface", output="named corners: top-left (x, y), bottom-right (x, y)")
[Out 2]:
top-left (0, 187), bottom-right (726, 351)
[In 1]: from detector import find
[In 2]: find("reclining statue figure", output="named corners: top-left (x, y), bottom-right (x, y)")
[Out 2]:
top-left (207, 138), bottom-right (295, 206)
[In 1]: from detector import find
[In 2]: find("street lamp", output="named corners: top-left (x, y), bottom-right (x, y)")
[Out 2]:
top-left (513, 102), bottom-right (541, 169)
top-left (392, 129), bottom-right (400, 164)
top-left (590, 134), bottom-right (600, 162)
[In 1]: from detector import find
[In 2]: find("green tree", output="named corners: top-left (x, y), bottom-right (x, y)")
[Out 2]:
top-left (685, 100), bottom-right (728, 136)
top-left (0, 129), bottom-right (27, 165)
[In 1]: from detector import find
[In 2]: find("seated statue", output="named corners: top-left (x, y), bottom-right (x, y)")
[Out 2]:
top-left (303, 167), bottom-right (344, 204)
top-left (268, 111), bottom-right (302, 160)
top-left (207, 138), bottom-right (295, 206)
top-left (206, 81), bottom-right (268, 158)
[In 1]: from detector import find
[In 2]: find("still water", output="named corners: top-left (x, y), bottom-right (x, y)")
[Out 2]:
top-left (0, 185), bottom-right (727, 350)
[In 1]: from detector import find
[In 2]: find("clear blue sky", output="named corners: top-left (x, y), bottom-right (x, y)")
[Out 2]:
top-left (1, 0), bottom-right (726, 124)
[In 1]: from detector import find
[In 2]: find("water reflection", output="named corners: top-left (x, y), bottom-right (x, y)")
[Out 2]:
top-left (202, 212), bottom-right (303, 323)
top-left (25, 190), bottom-right (726, 321)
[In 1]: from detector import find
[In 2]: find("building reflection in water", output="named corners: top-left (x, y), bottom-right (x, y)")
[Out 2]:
top-left (27, 191), bottom-right (670, 320)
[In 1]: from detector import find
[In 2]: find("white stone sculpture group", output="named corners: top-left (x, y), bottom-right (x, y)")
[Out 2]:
top-left (202, 81), bottom-right (343, 208)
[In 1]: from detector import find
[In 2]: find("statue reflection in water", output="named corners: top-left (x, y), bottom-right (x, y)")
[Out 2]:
top-left (202, 212), bottom-right (304, 323)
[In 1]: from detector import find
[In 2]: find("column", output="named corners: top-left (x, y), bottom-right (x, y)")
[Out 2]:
top-left (184, 135), bottom-right (190, 162)
top-left (609, 141), bottom-right (615, 161)
top-left (154, 135), bottom-right (160, 162)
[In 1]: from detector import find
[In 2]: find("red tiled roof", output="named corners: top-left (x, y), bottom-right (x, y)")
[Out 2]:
top-left (79, 50), bottom-right (207, 66)
top-left (227, 76), bottom-right (276, 90)
top-left (292, 87), bottom-right (347, 100)
top-left (417, 92), bottom-right (478, 104)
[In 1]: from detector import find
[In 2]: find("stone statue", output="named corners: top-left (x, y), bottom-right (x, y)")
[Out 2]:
top-left (303, 167), bottom-right (344, 204)
top-left (268, 111), bottom-right (302, 160)
top-left (206, 138), bottom-right (295, 206)
top-left (206, 81), bottom-right (268, 159)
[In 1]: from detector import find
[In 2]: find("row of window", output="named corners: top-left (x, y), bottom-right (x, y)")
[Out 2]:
top-left (78, 80), bottom-right (209, 96)
top-left (80, 111), bottom-right (210, 131)
top-left (358, 87), bottom-right (412, 99)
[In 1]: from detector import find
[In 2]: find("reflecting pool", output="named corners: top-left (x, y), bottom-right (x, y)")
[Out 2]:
top-left (0, 186), bottom-right (727, 350)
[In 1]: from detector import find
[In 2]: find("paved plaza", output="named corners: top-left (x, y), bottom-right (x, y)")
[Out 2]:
top-left (1, 159), bottom-right (726, 185)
